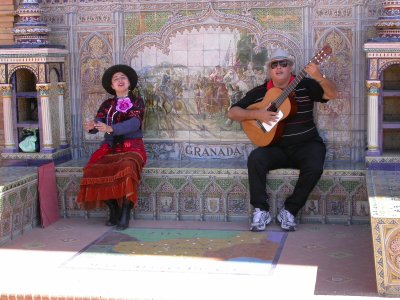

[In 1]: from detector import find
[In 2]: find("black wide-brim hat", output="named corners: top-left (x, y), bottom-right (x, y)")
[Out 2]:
top-left (101, 64), bottom-right (138, 95)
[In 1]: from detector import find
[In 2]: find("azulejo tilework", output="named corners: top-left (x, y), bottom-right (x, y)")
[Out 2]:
top-left (0, 167), bottom-right (39, 245)
top-left (62, 227), bottom-right (287, 276)
top-left (367, 169), bottom-right (400, 296)
top-left (52, 159), bottom-right (369, 225)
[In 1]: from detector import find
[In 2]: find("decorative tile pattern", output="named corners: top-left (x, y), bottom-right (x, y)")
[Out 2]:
top-left (0, 167), bottom-right (38, 245)
top-left (54, 159), bottom-right (370, 225)
top-left (0, 158), bottom-right (372, 245)
top-left (39, 0), bottom-right (375, 162)
top-left (367, 169), bottom-right (400, 296)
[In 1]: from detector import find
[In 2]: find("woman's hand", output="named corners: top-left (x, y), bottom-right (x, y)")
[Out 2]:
top-left (94, 121), bottom-right (113, 134)
top-left (84, 120), bottom-right (95, 131)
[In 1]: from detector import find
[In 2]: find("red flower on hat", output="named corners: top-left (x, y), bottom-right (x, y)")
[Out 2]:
top-left (116, 97), bottom-right (132, 113)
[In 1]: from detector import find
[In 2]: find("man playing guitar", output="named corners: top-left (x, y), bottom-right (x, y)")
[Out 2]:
top-left (227, 47), bottom-right (338, 232)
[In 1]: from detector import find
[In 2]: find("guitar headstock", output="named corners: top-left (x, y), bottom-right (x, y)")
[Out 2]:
top-left (311, 44), bottom-right (332, 65)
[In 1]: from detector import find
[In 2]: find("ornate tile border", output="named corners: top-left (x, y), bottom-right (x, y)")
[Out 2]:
top-left (54, 159), bottom-right (370, 224)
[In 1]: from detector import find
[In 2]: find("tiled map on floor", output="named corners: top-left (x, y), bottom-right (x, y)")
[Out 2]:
top-left (61, 228), bottom-right (286, 276)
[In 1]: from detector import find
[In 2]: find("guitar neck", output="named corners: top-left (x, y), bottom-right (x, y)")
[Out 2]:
top-left (274, 69), bottom-right (307, 108)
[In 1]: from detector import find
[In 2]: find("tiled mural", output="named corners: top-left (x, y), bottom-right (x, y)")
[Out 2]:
top-left (39, 0), bottom-right (382, 162)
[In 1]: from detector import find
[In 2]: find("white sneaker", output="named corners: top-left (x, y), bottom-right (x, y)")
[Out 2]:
top-left (250, 208), bottom-right (272, 232)
top-left (277, 208), bottom-right (297, 232)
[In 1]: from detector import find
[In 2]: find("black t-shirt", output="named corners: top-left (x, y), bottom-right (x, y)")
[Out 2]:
top-left (231, 77), bottom-right (328, 147)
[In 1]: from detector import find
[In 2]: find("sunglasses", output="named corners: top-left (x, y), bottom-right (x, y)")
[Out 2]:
top-left (270, 60), bottom-right (289, 69)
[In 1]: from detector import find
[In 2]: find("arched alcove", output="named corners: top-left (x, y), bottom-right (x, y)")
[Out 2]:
top-left (11, 69), bottom-right (39, 153)
top-left (381, 64), bottom-right (400, 152)
top-left (0, 41), bottom-right (68, 164)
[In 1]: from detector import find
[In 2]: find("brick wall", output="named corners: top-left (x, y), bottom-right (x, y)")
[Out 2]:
top-left (0, 0), bottom-right (15, 46)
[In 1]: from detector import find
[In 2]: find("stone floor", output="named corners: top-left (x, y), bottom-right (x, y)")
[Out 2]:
top-left (0, 217), bottom-right (381, 300)
top-left (1, 156), bottom-right (400, 299)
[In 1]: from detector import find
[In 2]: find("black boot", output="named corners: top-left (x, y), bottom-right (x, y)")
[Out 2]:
top-left (116, 198), bottom-right (132, 230)
top-left (104, 200), bottom-right (119, 226)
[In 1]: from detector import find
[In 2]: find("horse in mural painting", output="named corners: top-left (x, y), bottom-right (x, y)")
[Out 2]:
top-left (223, 68), bottom-right (249, 106)
top-left (198, 66), bottom-right (230, 115)
top-left (154, 73), bottom-right (185, 115)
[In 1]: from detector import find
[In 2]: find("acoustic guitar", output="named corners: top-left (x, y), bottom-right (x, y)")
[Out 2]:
top-left (241, 45), bottom-right (332, 147)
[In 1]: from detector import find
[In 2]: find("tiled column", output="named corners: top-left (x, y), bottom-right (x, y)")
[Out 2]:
top-left (366, 80), bottom-right (381, 156)
top-left (57, 82), bottom-right (68, 148)
top-left (36, 83), bottom-right (55, 153)
top-left (0, 84), bottom-right (17, 153)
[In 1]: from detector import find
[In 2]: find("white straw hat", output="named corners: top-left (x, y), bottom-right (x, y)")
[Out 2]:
top-left (266, 48), bottom-right (295, 68)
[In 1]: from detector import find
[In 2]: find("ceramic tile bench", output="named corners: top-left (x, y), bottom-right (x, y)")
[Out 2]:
top-left (55, 159), bottom-right (368, 224)
top-left (365, 155), bottom-right (400, 296)
top-left (0, 167), bottom-right (38, 244)
top-left (0, 158), bottom-right (369, 245)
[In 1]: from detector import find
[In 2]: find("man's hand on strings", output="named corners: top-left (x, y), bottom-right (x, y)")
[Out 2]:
top-left (255, 105), bottom-right (279, 125)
